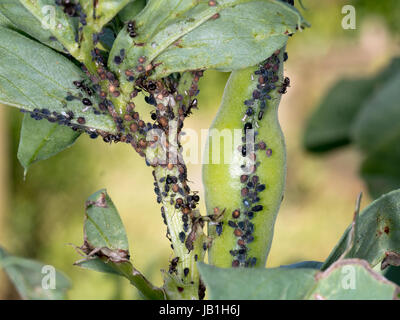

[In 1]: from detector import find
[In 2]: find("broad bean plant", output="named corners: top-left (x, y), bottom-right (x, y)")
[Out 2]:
top-left (0, 0), bottom-right (399, 300)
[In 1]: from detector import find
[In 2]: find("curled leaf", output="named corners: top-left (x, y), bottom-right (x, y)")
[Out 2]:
top-left (17, 115), bottom-right (81, 175)
top-left (109, 0), bottom-right (308, 79)
top-left (0, 27), bottom-right (116, 133)
top-left (0, 0), bottom-right (64, 52)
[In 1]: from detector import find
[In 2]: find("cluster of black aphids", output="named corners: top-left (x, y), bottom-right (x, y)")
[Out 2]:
top-left (21, 108), bottom-right (98, 139)
top-left (227, 213), bottom-right (257, 266)
top-left (55, 0), bottom-right (87, 25)
top-left (226, 53), bottom-right (288, 268)
top-left (127, 21), bottom-right (137, 38)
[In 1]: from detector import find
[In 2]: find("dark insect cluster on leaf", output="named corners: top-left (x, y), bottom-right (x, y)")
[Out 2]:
top-left (127, 20), bottom-right (137, 38)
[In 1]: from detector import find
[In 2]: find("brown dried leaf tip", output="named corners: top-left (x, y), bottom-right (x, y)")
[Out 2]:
top-left (73, 239), bottom-right (130, 265)
top-left (381, 251), bottom-right (400, 270)
top-left (85, 192), bottom-right (108, 209)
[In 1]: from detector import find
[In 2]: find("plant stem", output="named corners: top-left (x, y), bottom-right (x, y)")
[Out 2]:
top-left (107, 260), bottom-right (166, 300)
top-left (144, 72), bottom-right (208, 299)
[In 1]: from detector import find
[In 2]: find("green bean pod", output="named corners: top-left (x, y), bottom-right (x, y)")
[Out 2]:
top-left (203, 50), bottom-right (287, 268)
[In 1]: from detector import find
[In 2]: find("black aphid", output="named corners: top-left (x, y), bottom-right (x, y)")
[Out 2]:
top-left (82, 98), bottom-right (92, 106)
top-left (246, 107), bottom-right (254, 116)
top-left (228, 221), bottom-right (237, 228)
top-left (179, 232), bottom-right (186, 243)
top-left (216, 223), bottom-right (223, 236)
top-left (114, 56), bottom-right (122, 65)
top-left (183, 268), bottom-right (189, 277)
top-left (256, 184), bottom-right (266, 192)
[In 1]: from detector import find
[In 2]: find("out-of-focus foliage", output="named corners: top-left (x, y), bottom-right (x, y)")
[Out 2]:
top-left (0, 247), bottom-right (70, 300)
top-left (322, 189), bottom-right (400, 270)
top-left (198, 259), bottom-right (400, 300)
top-left (303, 57), bottom-right (400, 198)
top-left (1, 0), bottom-right (399, 299)
top-left (355, 0), bottom-right (400, 34)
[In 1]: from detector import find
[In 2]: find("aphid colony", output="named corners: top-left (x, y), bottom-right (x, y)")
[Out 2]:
top-left (140, 71), bottom-right (207, 286)
top-left (20, 78), bottom-right (109, 140)
top-left (224, 51), bottom-right (289, 268)
top-left (22, 8), bottom-right (206, 294)
top-left (55, 0), bottom-right (87, 25)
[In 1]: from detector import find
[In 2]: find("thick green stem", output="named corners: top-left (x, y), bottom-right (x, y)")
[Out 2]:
top-left (204, 49), bottom-right (287, 268)
top-left (106, 260), bottom-right (166, 300)
top-left (144, 72), bottom-right (207, 299)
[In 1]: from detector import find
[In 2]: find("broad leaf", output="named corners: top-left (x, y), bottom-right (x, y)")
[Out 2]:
top-left (74, 189), bottom-right (165, 300)
top-left (0, 27), bottom-right (116, 133)
top-left (304, 57), bottom-right (400, 153)
top-left (351, 72), bottom-right (400, 154)
top-left (109, 0), bottom-right (308, 79)
top-left (19, 0), bottom-right (79, 55)
top-left (98, 27), bottom-right (118, 52)
top-left (198, 260), bottom-right (400, 300)
top-left (84, 189), bottom-right (129, 250)
top-left (303, 78), bottom-right (375, 152)
top-left (0, 7), bottom-right (13, 27)
top-left (0, 0), bottom-right (64, 52)
top-left (17, 115), bottom-right (81, 174)
top-left (198, 262), bottom-right (317, 299)
top-left (280, 261), bottom-right (323, 269)
top-left (382, 265), bottom-right (400, 287)
top-left (360, 133), bottom-right (400, 198)
top-left (74, 257), bottom-right (121, 276)
top-left (0, 247), bottom-right (70, 300)
top-left (118, 0), bottom-right (147, 23)
top-left (307, 259), bottom-right (399, 300)
top-left (151, 1), bottom-right (307, 78)
top-left (81, 0), bottom-right (131, 33)
top-left (322, 189), bottom-right (400, 270)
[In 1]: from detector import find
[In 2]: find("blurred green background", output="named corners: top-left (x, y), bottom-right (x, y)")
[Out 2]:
top-left (0, 0), bottom-right (399, 299)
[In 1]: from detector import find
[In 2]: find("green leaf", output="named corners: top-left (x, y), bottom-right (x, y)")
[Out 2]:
top-left (198, 260), bottom-right (400, 300)
top-left (81, 0), bottom-right (131, 33)
top-left (0, 7), bottom-right (13, 27)
top-left (352, 72), bottom-right (400, 154)
top-left (303, 57), bottom-right (400, 152)
top-left (0, 247), bottom-right (70, 300)
top-left (360, 133), bottom-right (400, 198)
top-left (98, 27), bottom-right (118, 52)
top-left (0, 0), bottom-right (64, 52)
top-left (307, 259), bottom-right (399, 300)
top-left (280, 261), bottom-right (323, 269)
top-left (382, 266), bottom-right (400, 287)
top-left (118, 0), bottom-right (147, 23)
top-left (84, 189), bottom-right (129, 250)
top-left (19, 0), bottom-right (79, 55)
top-left (198, 262), bottom-right (317, 299)
top-left (323, 189), bottom-right (400, 270)
top-left (151, 1), bottom-right (307, 78)
top-left (303, 78), bottom-right (375, 152)
top-left (110, 0), bottom-right (308, 79)
top-left (17, 114), bottom-right (80, 174)
top-left (74, 189), bottom-right (165, 300)
top-left (0, 27), bottom-right (116, 133)
top-left (74, 257), bottom-right (121, 276)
